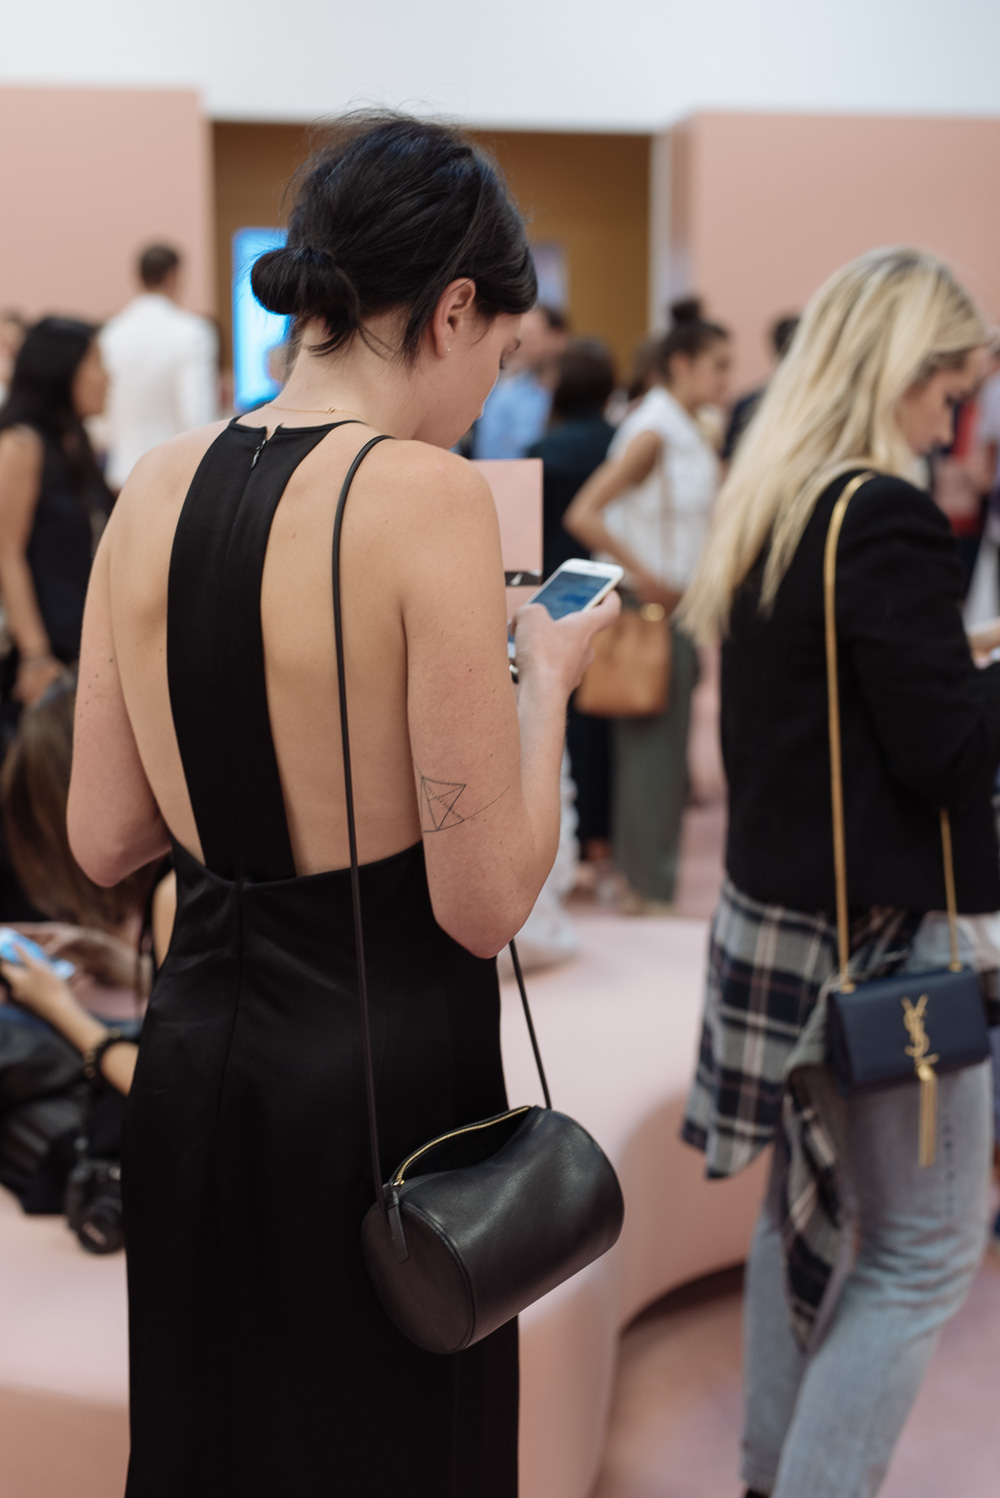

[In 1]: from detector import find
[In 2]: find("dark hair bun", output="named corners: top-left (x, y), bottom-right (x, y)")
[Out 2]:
top-left (251, 245), bottom-right (361, 340)
top-left (657, 298), bottom-right (729, 375)
top-left (250, 246), bottom-right (314, 318)
top-left (250, 111), bottom-right (537, 360)
top-left (669, 297), bottom-right (704, 326)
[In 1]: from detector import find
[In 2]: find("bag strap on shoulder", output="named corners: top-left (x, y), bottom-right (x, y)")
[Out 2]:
top-left (823, 470), bottom-right (962, 991)
top-left (331, 440), bottom-right (552, 1213)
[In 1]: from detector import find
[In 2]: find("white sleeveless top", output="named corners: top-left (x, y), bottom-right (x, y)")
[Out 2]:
top-left (601, 386), bottom-right (719, 590)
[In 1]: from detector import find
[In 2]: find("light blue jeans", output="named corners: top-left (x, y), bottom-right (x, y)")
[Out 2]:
top-left (742, 921), bottom-right (994, 1498)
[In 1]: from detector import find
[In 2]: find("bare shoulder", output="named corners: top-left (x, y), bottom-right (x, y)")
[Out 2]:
top-left (332, 439), bottom-right (503, 604)
top-left (110, 421), bottom-right (230, 529)
top-left (375, 444), bottom-right (501, 582)
top-left (618, 425), bottom-right (663, 462)
top-left (366, 439), bottom-right (497, 530)
top-left (0, 423), bottom-right (43, 470)
top-left (120, 420), bottom-right (230, 493)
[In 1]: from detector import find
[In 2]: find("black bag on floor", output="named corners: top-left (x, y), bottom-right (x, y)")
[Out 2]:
top-left (0, 1016), bottom-right (87, 1211)
top-left (0, 1013), bottom-right (132, 1218)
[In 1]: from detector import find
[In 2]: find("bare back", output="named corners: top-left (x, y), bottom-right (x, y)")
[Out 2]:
top-left (106, 416), bottom-right (502, 875)
top-left (73, 400), bottom-right (605, 959)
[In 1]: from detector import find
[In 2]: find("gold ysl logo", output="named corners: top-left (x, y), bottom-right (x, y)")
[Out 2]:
top-left (901, 995), bottom-right (939, 1071)
top-left (902, 994), bottom-right (940, 1168)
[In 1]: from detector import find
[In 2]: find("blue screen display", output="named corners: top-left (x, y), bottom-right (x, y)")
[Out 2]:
top-left (232, 227), bottom-right (291, 411)
top-left (531, 568), bottom-right (613, 619)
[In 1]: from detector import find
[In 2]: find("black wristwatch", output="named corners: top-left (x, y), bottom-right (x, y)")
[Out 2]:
top-left (82, 1027), bottom-right (127, 1083)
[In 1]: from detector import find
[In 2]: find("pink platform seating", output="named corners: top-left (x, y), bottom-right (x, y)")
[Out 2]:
top-left (0, 911), bottom-right (765, 1498)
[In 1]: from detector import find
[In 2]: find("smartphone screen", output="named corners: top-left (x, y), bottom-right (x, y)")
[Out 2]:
top-left (529, 568), bottom-right (616, 620)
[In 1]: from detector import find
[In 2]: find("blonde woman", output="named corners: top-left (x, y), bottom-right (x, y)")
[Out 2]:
top-left (681, 249), bottom-right (998, 1498)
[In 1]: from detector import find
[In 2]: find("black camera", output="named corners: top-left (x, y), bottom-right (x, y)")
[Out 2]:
top-left (65, 1139), bottom-right (124, 1255)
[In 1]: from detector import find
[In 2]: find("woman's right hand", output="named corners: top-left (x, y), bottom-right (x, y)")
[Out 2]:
top-left (0, 942), bottom-right (77, 1027)
top-left (967, 616), bottom-right (1000, 665)
top-left (513, 592), bottom-right (621, 696)
top-left (15, 922), bottom-right (147, 992)
top-left (14, 654), bottom-right (64, 706)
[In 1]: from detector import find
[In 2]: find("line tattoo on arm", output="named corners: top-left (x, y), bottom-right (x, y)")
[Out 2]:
top-left (417, 771), bottom-right (509, 833)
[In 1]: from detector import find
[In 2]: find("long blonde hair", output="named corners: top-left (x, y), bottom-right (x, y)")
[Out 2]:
top-left (681, 248), bottom-right (987, 643)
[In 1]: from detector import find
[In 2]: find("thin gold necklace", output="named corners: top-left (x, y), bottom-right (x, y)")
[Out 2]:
top-left (267, 402), bottom-right (366, 418)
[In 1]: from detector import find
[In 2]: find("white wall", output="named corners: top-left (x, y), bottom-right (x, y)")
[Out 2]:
top-left (5, 0), bottom-right (1000, 130)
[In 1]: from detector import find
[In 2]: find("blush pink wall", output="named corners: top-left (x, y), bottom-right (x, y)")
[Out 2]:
top-left (656, 112), bottom-right (1000, 393)
top-left (0, 87), bottom-right (214, 324)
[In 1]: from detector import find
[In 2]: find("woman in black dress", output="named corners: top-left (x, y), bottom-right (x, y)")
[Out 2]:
top-left (66, 112), bottom-right (617, 1496)
top-left (0, 318), bottom-right (111, 707)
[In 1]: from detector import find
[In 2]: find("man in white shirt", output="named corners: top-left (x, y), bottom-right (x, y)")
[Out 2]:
top-left (100, 245), bottom-right (218, 490)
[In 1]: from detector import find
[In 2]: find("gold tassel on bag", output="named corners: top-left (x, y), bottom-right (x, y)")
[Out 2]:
top-left (901, 996), bottom-right (939, 1168)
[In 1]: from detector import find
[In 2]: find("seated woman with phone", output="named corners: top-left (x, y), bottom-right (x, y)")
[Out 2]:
top-left (0, 677), bottom-right (173, 1214)
top-left (64, 112), bottom-right (617, 1497)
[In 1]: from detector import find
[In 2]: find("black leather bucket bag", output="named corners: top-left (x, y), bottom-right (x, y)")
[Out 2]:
top-left (822, 473), bottom-right (991, 1166)
top-left (332, 438), bottom-right (625, 1355)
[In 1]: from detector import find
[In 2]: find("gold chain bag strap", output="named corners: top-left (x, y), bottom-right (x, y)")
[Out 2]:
top-left (824, 472), bottom-right (991, 1166)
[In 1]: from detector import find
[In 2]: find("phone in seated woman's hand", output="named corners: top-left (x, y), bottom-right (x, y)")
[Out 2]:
top-left (12, 921), bottom-right (148, 993)
top-left (0, 934), bottom-right (78, 1025)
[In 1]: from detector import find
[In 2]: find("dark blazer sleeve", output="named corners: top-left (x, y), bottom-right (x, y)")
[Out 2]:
top-left (836, 475), bottom-right (1000, 805)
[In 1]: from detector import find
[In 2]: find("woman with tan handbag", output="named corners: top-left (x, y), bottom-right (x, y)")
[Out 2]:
top-left (680, 249), bottom-right (1000, 1498)
top-left (565, 299), bottom-right (731, 913)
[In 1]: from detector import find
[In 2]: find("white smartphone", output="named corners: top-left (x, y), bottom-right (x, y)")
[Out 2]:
top-left (508, 559), bottom-right (624, 676)
top-left (524, 558), bottom-right (624, 618)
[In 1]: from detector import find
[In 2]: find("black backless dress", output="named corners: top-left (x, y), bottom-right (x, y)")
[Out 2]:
top-left (122, 421), bottom-right (519, 1496)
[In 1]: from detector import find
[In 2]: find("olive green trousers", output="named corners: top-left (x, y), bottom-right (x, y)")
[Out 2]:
top-left (611, 624), bottom-right (699, 903)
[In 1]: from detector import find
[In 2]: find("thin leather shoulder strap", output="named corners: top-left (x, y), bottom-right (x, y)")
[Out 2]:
top-left (331, 439), bottom-right (552, 1211)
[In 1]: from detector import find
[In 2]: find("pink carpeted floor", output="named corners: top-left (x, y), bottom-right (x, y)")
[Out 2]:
top-left (591, 1249), bottom-right (1000, 1498)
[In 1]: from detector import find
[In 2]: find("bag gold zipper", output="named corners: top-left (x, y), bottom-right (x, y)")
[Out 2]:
top-left (393, 1106), bottom-right (531, 1188)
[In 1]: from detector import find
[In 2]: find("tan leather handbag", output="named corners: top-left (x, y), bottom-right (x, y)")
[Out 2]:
top-left (574, 440), bottom-right (674, 719)
top-left (574, 600), bottom-right (672, 718)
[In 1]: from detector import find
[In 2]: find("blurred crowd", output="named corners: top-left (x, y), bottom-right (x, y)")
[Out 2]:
top-left (2, 238), bottom-right (1000, 1245)
top-left (4, 243), bottom-right (1000, 937)
top-left (4, 242), bottom-right (1000, 940)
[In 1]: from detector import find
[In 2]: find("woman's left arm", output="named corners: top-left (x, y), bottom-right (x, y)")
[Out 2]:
top-left (67, 519), bottom-right (170, 886)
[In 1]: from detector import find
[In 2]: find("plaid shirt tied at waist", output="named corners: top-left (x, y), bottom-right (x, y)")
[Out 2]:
top-left (682, 877), bottom-right (922, 1347)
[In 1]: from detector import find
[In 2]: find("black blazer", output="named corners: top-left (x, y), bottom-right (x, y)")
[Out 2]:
top-left (722, 470), bottom-right (1000, 915)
